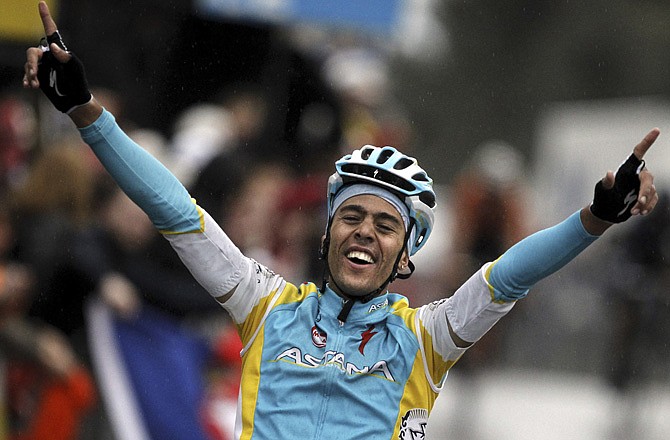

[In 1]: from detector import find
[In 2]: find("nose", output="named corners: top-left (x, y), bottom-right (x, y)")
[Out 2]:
top-left (354, 217), bottom-right (375, 241)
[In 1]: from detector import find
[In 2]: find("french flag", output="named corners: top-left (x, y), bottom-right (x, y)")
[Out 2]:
top-left (87, 299), bottom-right (213, 440)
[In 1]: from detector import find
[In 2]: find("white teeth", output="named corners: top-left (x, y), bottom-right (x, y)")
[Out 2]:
top-left (347, 251), bottom-right (374, 264)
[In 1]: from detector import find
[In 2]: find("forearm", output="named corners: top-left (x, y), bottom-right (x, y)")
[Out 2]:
top-left (77, 106), bottom-right (201, 233)
top-left (487, 210), bottom-right (600, 301)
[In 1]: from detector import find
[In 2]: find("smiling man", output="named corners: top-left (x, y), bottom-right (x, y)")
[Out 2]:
top-left (320, 147), bottom-right (434, 321)
top-left (327, 193), bottom-right (409, 298)
top-left (22, 2), bottom-right (662, 439)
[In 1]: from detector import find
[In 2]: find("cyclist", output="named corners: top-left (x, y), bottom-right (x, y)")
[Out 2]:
top-left (23, 3), bottom-right (660, 439)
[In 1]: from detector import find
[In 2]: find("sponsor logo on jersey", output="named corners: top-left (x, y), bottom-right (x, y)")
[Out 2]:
top-left (368, 298), bottom-right (389, 313)
top-left (252, 261), bottom-right (276, 283)
top-left (427, 298), bottom-right (447, 311)
top-left (275, 347), bottom-right (395, 382)
top-left (358, 325), bottom-right (378, 355)
top-left (399, 408), bottom-right (428, 440)
top-left (311, 326), bottom-right (327, 348)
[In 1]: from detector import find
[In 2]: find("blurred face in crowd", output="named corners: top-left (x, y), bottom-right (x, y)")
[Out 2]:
top-left (327, 194), bottom-right (408, 297)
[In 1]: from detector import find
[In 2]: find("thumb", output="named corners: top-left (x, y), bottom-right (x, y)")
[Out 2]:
top-left (601, 170), bottom-right (615, 190)
top-left (50, 42), bottom-right (72, 63)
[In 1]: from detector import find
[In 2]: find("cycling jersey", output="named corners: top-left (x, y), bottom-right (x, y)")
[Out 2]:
top-left (79, 109), bottom-right (600, 439)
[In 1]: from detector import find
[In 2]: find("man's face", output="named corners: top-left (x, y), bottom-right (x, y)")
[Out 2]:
top-left (327, 194), bottom-right (409, 297)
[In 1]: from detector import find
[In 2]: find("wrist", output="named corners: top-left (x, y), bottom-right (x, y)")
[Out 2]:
top-left (68, 97), bottom-right (103, 127)
top-left (581, 205), bottom-right (613, 236)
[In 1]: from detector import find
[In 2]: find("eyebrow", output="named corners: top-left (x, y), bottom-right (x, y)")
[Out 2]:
top-left (338, 204), bottom-right (404, 227)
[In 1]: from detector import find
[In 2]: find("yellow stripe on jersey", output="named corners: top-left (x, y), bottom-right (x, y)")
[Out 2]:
top-left (159, 199), bottom-right (206, 234)
top-left (418, 320), bottom-right (458, 387)
top-left (393, 304), bottom-right (452, 393)
top-left (485, 258), bottom-right (503, 303)
top-left (273, 282), bottom-right (319, 307)
top-left (237, 286), bottom-right (282, 348)
top-left (237, 282), bottom-right (317, 439)
top-left (237, 282), bottom-right (316, 347)
top-left (392, 351), bottom-right (438, 439)
top-left (238, 323), bottom-right (265, 440)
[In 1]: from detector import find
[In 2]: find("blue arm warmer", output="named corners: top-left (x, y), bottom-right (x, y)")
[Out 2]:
top-left (487, 210), bottom-right (599, 302)
top-left (79, 109), bottom-right (202, 233)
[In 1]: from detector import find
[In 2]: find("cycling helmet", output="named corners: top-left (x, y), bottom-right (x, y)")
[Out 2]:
top-left (327, 145), bottom-right (436, 256)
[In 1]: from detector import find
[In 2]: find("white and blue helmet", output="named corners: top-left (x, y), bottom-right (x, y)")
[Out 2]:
top-left (327, 145), bottom-right (436, 256)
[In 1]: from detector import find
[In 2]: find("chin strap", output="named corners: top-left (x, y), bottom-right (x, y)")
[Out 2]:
top-left (337, 298), bottom-right (356, 323)
top-left (320, 263), bottom-right (383, 323)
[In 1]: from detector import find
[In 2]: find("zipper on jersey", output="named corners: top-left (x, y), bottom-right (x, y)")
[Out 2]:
top-left (313, 321), bottom-right (345, 438)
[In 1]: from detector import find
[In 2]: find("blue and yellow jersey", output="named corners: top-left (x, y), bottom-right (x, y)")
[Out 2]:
top-left (226, 267), bottom-right (464, 439)
top-left (80, 109), bottom-right (600, 440)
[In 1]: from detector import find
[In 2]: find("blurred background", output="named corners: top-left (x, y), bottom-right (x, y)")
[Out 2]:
top-left (1, 1), bottom-right (670, 439)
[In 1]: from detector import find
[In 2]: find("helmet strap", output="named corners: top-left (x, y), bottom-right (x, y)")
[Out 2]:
top-left (390, 217), bottom-right (415, 281)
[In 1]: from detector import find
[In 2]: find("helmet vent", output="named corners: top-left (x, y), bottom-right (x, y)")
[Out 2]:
top-left (340, 163), bottom-right (416, 192)
top-left (377, 149), bottom-right (394, 164)
top-left (419, 191), bottom-right (436, 208)
top-left (394, 158), bottom-right (414, 170)
top-left (361, 147), bottom-right (374, 160)
top-left (412, 172), bottom-right (429, 182)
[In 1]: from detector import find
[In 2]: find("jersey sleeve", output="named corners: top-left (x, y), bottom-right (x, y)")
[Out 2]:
top-left (78, 109), bottom-right (201, 233)
top-left (419, 265), bottom-right (513, 359)
top-left (442, 265), bottom-right (515, 344)
top-left (78, 109), bottom-right (280, 332)
top-left (435, 210), bottom-right (600, 346)
top-left (163, 209), bottom-right (286, 330)
top-left (487, 210), bottom-right (599, 301)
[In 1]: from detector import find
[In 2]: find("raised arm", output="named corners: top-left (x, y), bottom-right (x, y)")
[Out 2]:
top-left (23, 2), bottom-right (200, 233)
top-left (445, 130), bottom-right (661, 348)
top-left (489, 128), bottom-right (660, 303)
top-left (22, 2), bottom-right (254, 305)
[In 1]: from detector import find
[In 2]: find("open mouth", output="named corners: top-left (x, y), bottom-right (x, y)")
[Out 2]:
top-left (346, 250), bottom-right (375, 265)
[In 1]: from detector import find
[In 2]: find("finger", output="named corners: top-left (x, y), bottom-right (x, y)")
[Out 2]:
top-left (23, 47), bottom-right (43, 88)
top-left (644, 191), bottom-right (659, 215)
top-left (632, 169), bottom-right (655, 215)
top-left (50, 42), bottom-right (72, 63)
top-left (633, 189), bottom-right (658, 216)
top-left (600, 170), bottom-right (615, 190)
top-left (632, 128), bottom-right (660, 160)
top-left (39, 1), bottom-right (58, 36)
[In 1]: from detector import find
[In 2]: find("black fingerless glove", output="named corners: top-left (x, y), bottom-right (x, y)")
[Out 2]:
top-left (37, 31), bottom-right (92, 114)
top-left (590, 153), bottom-right (645, 223)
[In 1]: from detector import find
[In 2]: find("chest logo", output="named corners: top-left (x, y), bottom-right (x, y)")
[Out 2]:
top-left (358, 325), bottom-right (378, 355)
top-left (275, 347), bottom-right (395, 382)
top-left (311, 325), bottom-right (327, 348)
top-left (368, 298), bottom-right (389, 313)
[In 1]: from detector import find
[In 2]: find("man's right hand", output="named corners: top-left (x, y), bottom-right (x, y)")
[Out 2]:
top-left (23, 1), bottom-right (92, 114)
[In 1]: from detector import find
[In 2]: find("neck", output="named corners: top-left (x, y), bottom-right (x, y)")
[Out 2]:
top-left (326, 277), bottom-right (387, 304)
top-left (324, 280), bottom-right (387, 323)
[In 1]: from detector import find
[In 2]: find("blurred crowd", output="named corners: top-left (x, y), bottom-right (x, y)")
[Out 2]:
top-left (0, 42), bottom-right (440, 440)
top-left (0, 38), bottom-right (669, 440)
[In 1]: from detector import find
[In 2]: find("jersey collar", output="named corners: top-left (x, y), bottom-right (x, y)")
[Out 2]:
top-left (320, 284), bottom-right (393, 325)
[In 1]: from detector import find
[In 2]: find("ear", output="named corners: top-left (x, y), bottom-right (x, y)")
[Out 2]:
top-left (397, 250), bottom-right (410, 271)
